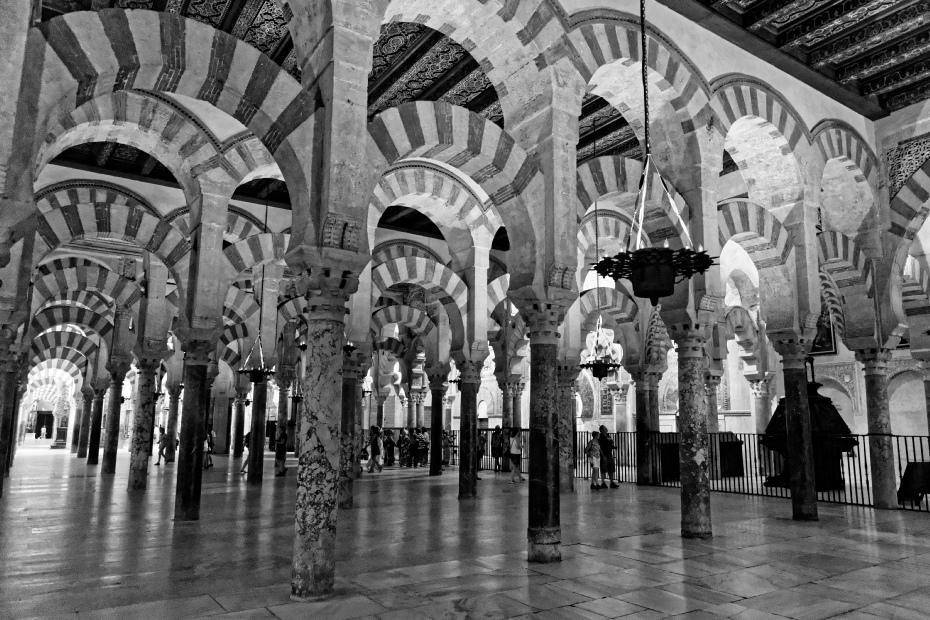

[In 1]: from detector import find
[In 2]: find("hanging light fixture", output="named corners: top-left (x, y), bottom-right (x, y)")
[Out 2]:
top-left (592, 0), bottom-right (714, 306)
top-left (579, 127), bottom-right (621, 382)
top-left (238, 203), bottom-right (275, 380)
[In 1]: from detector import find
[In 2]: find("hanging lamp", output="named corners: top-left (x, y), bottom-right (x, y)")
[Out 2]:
top-left (238, 203), bottom-right (275, 380)
top-left (592, 0), bottom-right (714, 306)
top-left (579, 127), bottom-right (621, 381)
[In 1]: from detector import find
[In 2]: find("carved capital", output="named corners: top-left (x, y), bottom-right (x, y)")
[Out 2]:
top-left (769, 330), bottom-right (814, 370)
top-left (854, 348), bottom-right (893, 375)
top-left (457, 360), bottom-right (482, 385)
top-left (519, 302), bottom-right (567, 346)
top-left (666, 323), bottom-right (709, 360)
top-left (180, 338), bottom-right (215, 366)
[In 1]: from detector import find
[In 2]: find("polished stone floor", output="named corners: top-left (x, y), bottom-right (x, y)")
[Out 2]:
top-left (2, 446), bottom-right (930, 619)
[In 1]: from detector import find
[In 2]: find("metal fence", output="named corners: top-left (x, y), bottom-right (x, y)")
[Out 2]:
top-left (360, 427), bottom-right (930, 512)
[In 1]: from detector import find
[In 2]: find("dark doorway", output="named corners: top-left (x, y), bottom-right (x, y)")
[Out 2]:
top-left (35, 411), bottom-right (54, 439)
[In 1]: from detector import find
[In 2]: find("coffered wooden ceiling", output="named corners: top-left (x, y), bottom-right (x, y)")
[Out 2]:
top-left (663, 0), bottom-right (930, 118)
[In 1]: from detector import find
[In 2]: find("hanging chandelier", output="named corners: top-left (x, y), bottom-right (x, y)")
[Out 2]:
top-left (592, 0), bottom-right (714, 306)
top-left (239, 203), bottom-right (275, 379)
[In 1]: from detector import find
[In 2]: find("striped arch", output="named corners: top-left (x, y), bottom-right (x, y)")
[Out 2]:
top-left (224, 287), bottom-right (260, 326)
top-left (35, 180), bottom-right (158, 217)
top-left (36, 291), bottom-right (111, 316)
top-left (890, 157), bottom-right (930, 267)
top-left (487, 274), bottom-right (510, 315)
top-left (278, 295), bottom-right (306, 324)
top-left (224, 233), bottom-right (290, 276)
top-left (578, 287), bottom-right (638, 331)
top-left (220, 322), bottom-right (251, 351)
top-left (576, 211), bottom-right (640, 282)
top-left (370, 255), bottom-right (467, 351)
top-left (30, 330), bottom-right (98, 361)
top-left (372, 240), bottom-right (444, 265)
top-left (33, 258), bottom-right (142, 310)
top-left (371, 305), bottom-right (435, 336)
top-left (374, 336), bottom-right (406, 359)
top-left (368, 101), bottom-right (539, 282)
top-left (818, 231), bottom-right (874, 295)
top-left (218, 345), bottom-right (242, 372)
top-left (820, 270), bottom-right (847, 337)
top-left (33, 11), bottom-right (317, 161)
top-left (30, 359), bottom-right (83, 387)
top-left (223, 135), bottom-right (283, 185)
top-left (724, 305), bottom-right (758, 344)
top-left (711, 76), bottom-right (807, 208)
top-left (35, 196), bottom-right (192, 281)
top-left (31, 306), bottom-right (113, 341)
top-left (30, 349), bottom-right (92, 381)
top-left (811, 120), bottom-right (879, 187)
top-left (902, 255), bottom-right (930, 317)
top-left (168, 205), bottom-right (269, 243)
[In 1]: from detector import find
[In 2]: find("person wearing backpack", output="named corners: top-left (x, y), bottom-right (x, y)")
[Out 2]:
top-left (490, 426), bottom-right (504, 472)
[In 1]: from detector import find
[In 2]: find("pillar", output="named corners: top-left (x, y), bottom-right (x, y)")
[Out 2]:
top-left (233, 392), bottom-right (247, 458)
top-left (0, 361), bottom-right (16, 495)
top-left (429, 372), bottom-right (444, 476)
top-left (500, 381), bottom-right (518, 472)
top-left (556, 364), bottom-right (576, 493)
top-left (102, 365), bottom-right (129, 474)
top-left (174, 342), bottom-right (211, 521)
top-left (633, 371), bottom-right (660, 485)
top-left (749, 375), bottom-right (773, 433)
top-left (415, 391), bottom-right (426, 427)
top-left (774, 338), bottom-right (818, 521)
top-left (165, 384), bottom-right (182, 464)
top-left (404, 395), bottom-right (414, 428)
top-left (247, 371), bottom-right (270, 486)
top-left (376, 392), bottom-right (385, 427)
top-left (86, 388), bottom-right (106, 465)
top-left (524, 307), bottom-right (563, 563)
top-left (338, 349), bottom-right (361, 509)
top-left (856, 349), bottom-right (898, 509)
top-left (70, 390), bottom-right (84, 454)
top-left (671, 326), bottom-right (712, 539)
top-left (128, 360), bottom-right (159, 490)
top-left (705, 374), bottom-right (721, 434)
top-left (76, 388), bottom-right (93, 458)
top-left (291, 279), bottom-right (355, 600)
top-left (276, 376), bottom-right (291, 440)
top-left (500, 381), bottom-right (515, 428)
top-left (288, 389), bottom-right (299, 452)
top-left (922, 362), bottom-right (930, 434)
top-left (457, 360), bottom-right (480, 498)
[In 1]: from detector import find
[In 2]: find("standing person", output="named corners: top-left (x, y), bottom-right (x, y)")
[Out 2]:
top-left (490, 426), bottom-right (504, 472)
top-left (585, 430), bottom-right (602, 490)
top-left (274, 427), bottom-right (288, 476)
top-left (240, 431), bottom-right (251, 474)
top-left (598, 425), bottom-right (619, 488)
top-left (154, 426), bottom-right (167, 466)
top-left (384, 430), bottom-right (396, 466)
top-left (203, 425), bottom-right (214, 470)
top-left (398, 429), bottom-right (410, 468)
top-left (418, 427), bottom-right (430, 466)
top-left (367, 426), bottom-right (383, 473)
top-left (508, 427), bottom-right (524, 483)
top-left (442, 431), bottom-right (451, 467)
top-left (476, 432), bottom-right (486, 471)
top-left (410, 427), bottom-right (421, 467)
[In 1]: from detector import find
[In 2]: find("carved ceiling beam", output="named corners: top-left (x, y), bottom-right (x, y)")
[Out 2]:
top-left (368, 30), bottom-right (443, 102)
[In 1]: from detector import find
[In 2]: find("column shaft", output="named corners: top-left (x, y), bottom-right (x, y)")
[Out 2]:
top-left (233, 396), bottom-right (246, 458)
top-left (634, 375), bottom-right (659, 485)
top-left (248, 375), bottom-right (269, 486)
top-left (415, 394), bottom-right (425, 427)
top-left (77, 391), bottom-right (93, 458)
top-left (429, 381), bottom-right (443, 476)
top-left (102, 371), bottom-right (127, 474)
top-left (858, 350), bottom-right (897, 509)
top-left (337, 354), bottom-right (359, 509)
top-left (165, 388), bottom-right (181, 463)
top-left (528, 338), bottom-right (560, 562)
top-left (86, 392), bottom-right (105, 465)
top-left (174, 356), bottom-right (209, 521)
top-left (556, 366), bottom-right (575, 493)
top-left (70, 395), bottom-right (83, 454)
top-left (781, 357), bottom-right (818, 520)
top-left (458, 368), bottom-right (478, 498)
top-left (129, 363), bottom-right (158, 490)
top-left (512, 385), bottom-right (523, 428)
top-left (675, 331), bottom-right (712, 539)
top-left (0, 369), bottom-right (15, 495)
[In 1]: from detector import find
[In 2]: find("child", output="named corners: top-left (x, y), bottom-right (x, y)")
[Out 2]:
top-left (585, 430), bottom-right (602, 490)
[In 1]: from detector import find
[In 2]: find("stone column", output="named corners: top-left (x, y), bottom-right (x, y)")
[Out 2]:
top-left (524, 307), bottom-right (563, 563)
top-left (165, 384), bottom-right (182, 464)
top-left (174, 341), bottom-right (211, 521)
top-left (276, 374), bottom-right (292, 441)
top-left (855, 348), bottom-right (898, 509)
top-left (291, 278), bottom-right (355, 600)
top-left (612, 387), bottom-right (629, 432)
top-left (500, 381), bottom-right (518, 472)
top-left (128, 360), bottom-right (159, 490)
top-left (773, 338), bottom-right (818, 521)
top-left (404, 394), bottom-right (414, 428)
top-left (288, 389), bottom-right (299, 452)
top-left (102, 364), bottom-right (129, 474)
top-left (512, 383), bottom-right (524, 428)
top-left (556, 364), bottom-right (576, 493)
top-left (76, 388), bottom-right (94, 458)
top-left (233, 392), bottom-right (248, 458)
top-left (0, 361), bottom-right (16, 496)
top-left (338, 347), bottom-right (362, 509)
top-left (376, 391), bottom-right (385, 427)
top-left (86, 388), bottom-right (106, 465)
top-left (71, 390), bottom-right (85, 454)
top-left (247, 371), bottom-right (270, 486)
top-left (415, 391), bottom-right (426, 427)
top-left (919, 361), bottom-right (930, 434)
top-left (429, 372), bottom-right (444, 476)
top-left (500, 381), bottom-right (515, 428)
top-left (749, 375), bottom-right (773, 433)
top-left (705, 373), bottom-right (721, 434)
top-left (633, 370), bottom-right (660, 485)
top-left (457, 360), bottom-right (480, 498)
top-left (670, 325), bottom-right (712, 539)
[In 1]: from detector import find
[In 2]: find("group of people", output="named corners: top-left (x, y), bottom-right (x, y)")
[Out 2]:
top-left (366, 426), bottom-right (433, 472)
top-left (584, 424), bottom-right (620, 490)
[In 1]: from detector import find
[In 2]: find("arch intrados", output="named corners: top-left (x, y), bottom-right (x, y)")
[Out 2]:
top-left (35, 291), bottom-right (111, 316)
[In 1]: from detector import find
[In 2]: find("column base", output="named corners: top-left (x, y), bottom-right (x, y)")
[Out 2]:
top-left (527, 527), bottom-right (561, 563)
top-left (290, 588), bottom-right (334, 603)
top-left (681, 529), bottom-right (713, 539)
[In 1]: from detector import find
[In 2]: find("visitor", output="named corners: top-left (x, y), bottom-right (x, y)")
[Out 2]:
top-left (490, 426), bottom-right (503, 472)
top-left (154, 426), bottom-right (167, 466)
top-left (585, 430), bottom-right (602, 490)
top-left (476, 432), bottom-right (486, 471)
top-left (367, 426), bottom-right (383, 473)
top-left (240, 431), bottom-right (251, 474)
top-left (384, 429), bottom-right (396, 466)
top-left (441, 431), bottom-right (451, 467)
top-left (418, 427), bottom-right (430, 466)
top-left (274, 427), bottom-right (288, 477)
top-left (202, 424), bottom-right (214, 470)
top-left (410, 427), bottom-right (421, 467)
top-left (398, 429), bottom-right (410, 468)
top-left (508, 427), bottom-right (524, 483)
top-left (598, 425), bottom-right (619, 488)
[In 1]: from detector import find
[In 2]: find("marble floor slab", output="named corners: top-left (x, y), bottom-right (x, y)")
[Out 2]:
top-left (2, 446), bottom-right (930, 619)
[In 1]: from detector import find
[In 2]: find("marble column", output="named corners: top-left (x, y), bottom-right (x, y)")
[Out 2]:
top-left (288, 391), bottom-right (299, 452)
top-left (856, 349), bottom-right (897, 509)
top-left (76, 388), bottom-right (93, 458)
top-left (634, 371), bottom-right (660, 485)
top-left (247, 371), bottom-right (270, 486)
top-left (0, 364), bottom-right (15, 495)
top-left (86, 389), bottom-right (106, 465)
top-left (612, 388), bottom-right (629, 432)
top-left (512, 383), bottom-right (524, 429)
top-left (165, 385), bottom-right (182, 464)
top-left (128, 360), bottom-right (159, 490)
top-left (174, 342), bottom-right (211, 521)
top-left (500, 382), bottom-right (516, 473)
top-left (458, 361), bottom-right (480, 499)
top-left (556, 364), bottom-right (576, 493)
top-left (415, 391), bottom-right (426, 427)
top-left (749, 375), bottom-right (773, 433)
top-left (276, 375), bottom-right (291, 441)
top-left (404, 395), bottom-right (414, 428)
top-left (919, 361), bottom-right (930, 434)
top-left (705, 374), bottom-right (721, 434)
top-left (671, 326), bottom-right (712, 539)
top-left (376, 392), bottom-right (385, 427)
top-left (429, 373), bottom-right (444, 476)
top-left (233, 392), bottom-right (248, 458)
top-left (525, 308), bottom-right (562, 563)
top-left (774, 339), bottom-right (818, 521)
top-left (292, 283), bottom-right (353, 600)
top-left (338, 348), bottom-right (361, 510)
top-left (102, 365), bottom-right (129, 474)
top-left (70, 390), bottom-right (84, 454)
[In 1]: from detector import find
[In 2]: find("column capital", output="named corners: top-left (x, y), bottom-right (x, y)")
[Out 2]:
top-left (770, 332), bottom-right (814, 370)
top-left (167, 384), bottom-right (183, 399)
top-left (514, 299), bottom-right (568, 346)
top-left (457, 360), bottom-right (482, 385)
top-left (854, 348), bottom-right (892, 375)
top-left (276, 365), bottom-right (295, 389)
top-left (747, 373), bottom-right (774, 398)
top-left (180, 339), bottom-right (214, 366)
top-left (295, 267), bottom-right (359, 323)
top-left (666, 323), bottom-right (710, 359)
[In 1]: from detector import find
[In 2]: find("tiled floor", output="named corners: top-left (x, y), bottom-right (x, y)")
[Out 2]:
top-left (2, 445), bottom-right (930, 619)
